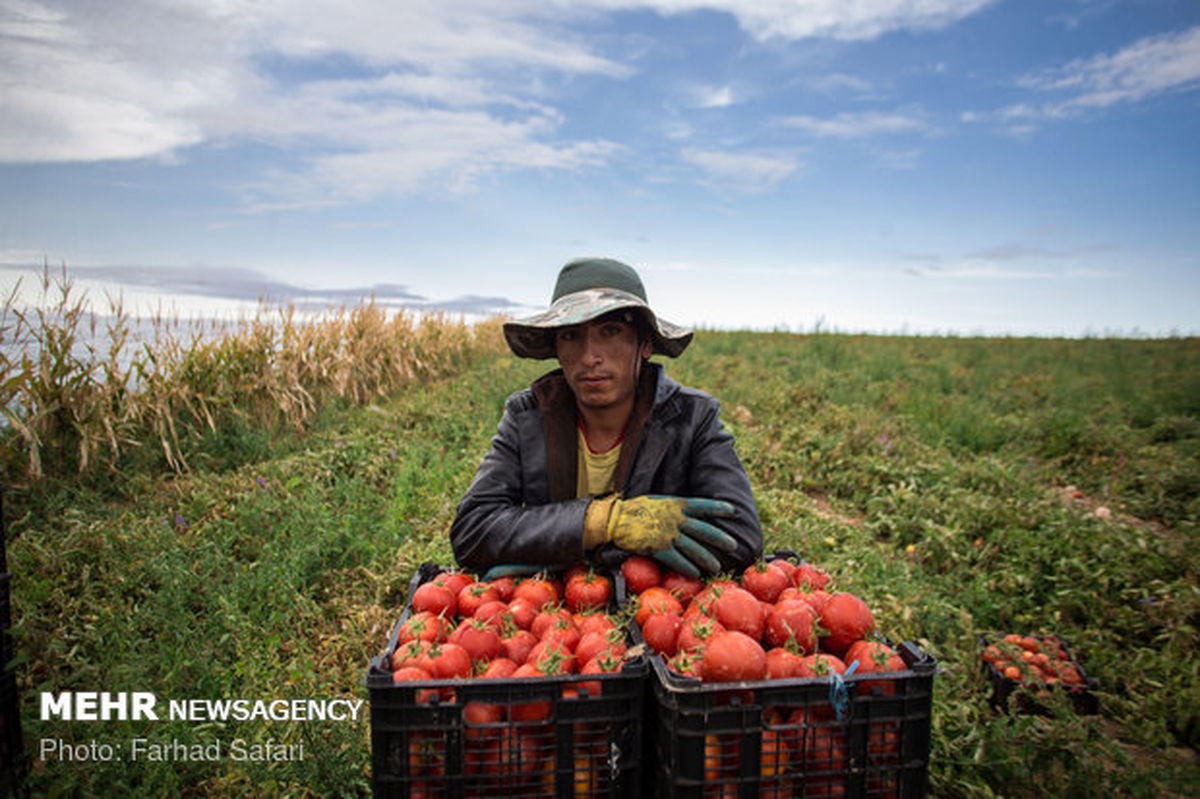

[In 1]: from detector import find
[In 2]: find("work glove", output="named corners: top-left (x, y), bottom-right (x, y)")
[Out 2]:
top-left (584, 495), bottom-right (738, 578)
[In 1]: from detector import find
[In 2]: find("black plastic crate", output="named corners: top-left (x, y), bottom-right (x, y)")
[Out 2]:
top-left (366, 563), bottom-right (647, 798)
top-left (980, 633), bottom-right (1099, 716)
top-left (646, 641), bottom-right (937, 798)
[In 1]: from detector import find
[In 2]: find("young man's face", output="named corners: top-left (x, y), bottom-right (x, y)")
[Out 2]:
top-left (555, 314), bottom-right (652, 413)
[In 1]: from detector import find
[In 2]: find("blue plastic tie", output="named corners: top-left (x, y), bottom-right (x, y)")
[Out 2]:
top-left (829, 670), bottom-right (851, 722)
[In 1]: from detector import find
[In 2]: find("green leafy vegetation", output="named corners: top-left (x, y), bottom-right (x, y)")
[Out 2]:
top-left (4, 310), bottom-right (1198, 795)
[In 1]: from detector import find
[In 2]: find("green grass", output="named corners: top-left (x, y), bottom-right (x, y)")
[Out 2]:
top-left (6, 333), bottom-right (1198, 796)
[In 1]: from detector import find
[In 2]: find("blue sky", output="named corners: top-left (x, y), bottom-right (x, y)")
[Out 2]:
top-left (1, 0), bottom-right (1198, 335)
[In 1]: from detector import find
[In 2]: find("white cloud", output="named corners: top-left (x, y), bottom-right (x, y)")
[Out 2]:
top-left (693, 85), bottom-right (738, 108)
top-left (680, 146), bottom-right (800, 190)
top-left (967, 25), bottom-right (1200, 131)
top-left (779, 110), bottom-right (928, 138)
top-left (0, 0), bottom-right (997, 204)
top-left (590, 0), bottom-right (997, 42)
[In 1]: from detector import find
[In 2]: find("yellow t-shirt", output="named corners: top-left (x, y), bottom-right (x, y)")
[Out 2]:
top-left (576, 427), bottom-right (621, 497)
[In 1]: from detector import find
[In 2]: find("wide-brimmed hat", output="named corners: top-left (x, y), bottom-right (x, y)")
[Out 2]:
top-left (503, 257), bottom-right (693, 360)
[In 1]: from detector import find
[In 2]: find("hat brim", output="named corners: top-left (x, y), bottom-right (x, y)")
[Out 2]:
top-left (503, 288), bottom-right (693, 360)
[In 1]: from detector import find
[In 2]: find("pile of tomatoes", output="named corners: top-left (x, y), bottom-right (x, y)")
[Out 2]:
top-left (623, 554), bottom-right (906, 685)
top-left (622, 555), bottom-right (916, 797)
top-left (385, 566), bottom-right (636, 795)
top-left (390, 564), bottom-right (631, 692)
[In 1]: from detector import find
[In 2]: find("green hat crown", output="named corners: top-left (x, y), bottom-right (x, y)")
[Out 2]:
top-left (552, 258), bottom-right (647, 303)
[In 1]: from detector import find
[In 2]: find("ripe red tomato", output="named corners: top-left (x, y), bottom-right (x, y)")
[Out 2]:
top-left (764, 599), bottom-right (819, 652)
top-left (565, 572), bottom-right (612, 613)
top-left (479, 658), bottom-right (519, 679)
top-left (575, 612), bottom-right (617, 639)
top-left (621, 555), bottom-right (662, 595)
top-left (641, 612), bottom-right (684, 656)
top-left (661, 571), bottom-right (704, 605)
top-left (448, 619), bottom-right (503, 664)
top-left (485, 576), bottom-right (516, 601)
top-left (505, 597), bottom-right (539, 631)
top-left (712, 586), bottom-right (765, 641)
top-left (819, 593), bottom-right (876, 657)
top-left (398, 611), bottom-right (453, 645)
top-left (742, 562), bottom-right (789, 603)
top-left (791, 563), bottom-right (832, 591)
top-left (765, 647), bottom-right (804, 679)
top-left (677, 616), bottom-right (725, 654)
top-left (390, 639), bottom-right (431, 671)
top-left (411, 582), bottom-right (457, 617)
top-left (574, 630), bottom-right (626, 670)
top-left (457, 582), bottom-right (501, 618)
top-left (500, 630), bottom-right (538, 665)
top-left (795, 653), bottom-right (847, 678)
top-left (636, 587), bottom-right (683, 627)
top-left (767, 558), bottom-right (798, 583)
top-left (472, 600), bottom-right (509, 629)
top-left (532, 607), bottom-right (576, 639)
top-left (425, 642), bottom-right (473, 680)
top-left (512, 578), bottom-right (558, 610)
top-left (700, 631), bottom-right (768, 683)
top-left (434, 570), bottom-right (473, 599)
top-left (540, 620), bottom-right (582, 654)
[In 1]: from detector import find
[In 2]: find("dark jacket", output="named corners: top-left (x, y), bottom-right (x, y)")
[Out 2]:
top-left (450, 362), bottom-right (762, 573)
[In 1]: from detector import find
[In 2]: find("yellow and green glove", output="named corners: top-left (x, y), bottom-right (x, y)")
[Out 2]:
top-left (584, 494), bottom-right (738, 577)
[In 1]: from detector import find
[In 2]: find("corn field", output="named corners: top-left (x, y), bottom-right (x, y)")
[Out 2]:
top-left (0, 265), bottom-right (507, 486)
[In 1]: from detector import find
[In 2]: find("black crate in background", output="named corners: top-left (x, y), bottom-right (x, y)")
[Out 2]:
top-left (366, 563), bottom-right (647, 798)
top-left (979, 633), bottom-right (1100, 716)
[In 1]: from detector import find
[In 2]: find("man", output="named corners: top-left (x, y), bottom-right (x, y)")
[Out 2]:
top-left (450, 257), bottom-right (762, 579)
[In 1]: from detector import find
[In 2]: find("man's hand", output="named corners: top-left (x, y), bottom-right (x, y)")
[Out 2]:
top-left (585, 495), bottom-right (738, 576)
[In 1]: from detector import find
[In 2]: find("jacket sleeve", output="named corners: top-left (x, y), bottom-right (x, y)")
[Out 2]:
top-left (685, 395), bottom-right (763, 571)
top-left (449, 403), bottom-right (590, 574)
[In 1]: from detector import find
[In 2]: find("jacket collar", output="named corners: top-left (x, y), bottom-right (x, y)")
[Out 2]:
top-left (531, 361), bottom-right (676, 501)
